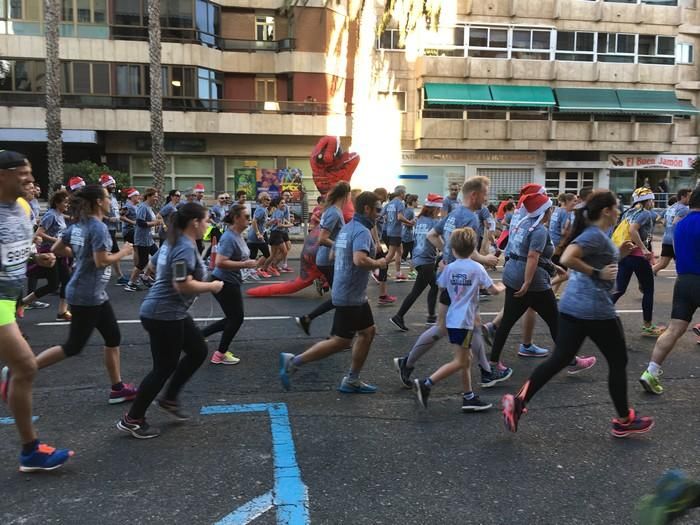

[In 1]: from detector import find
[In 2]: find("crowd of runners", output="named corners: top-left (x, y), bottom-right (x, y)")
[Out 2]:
top-left (0, 148), bottom-right (699, 473)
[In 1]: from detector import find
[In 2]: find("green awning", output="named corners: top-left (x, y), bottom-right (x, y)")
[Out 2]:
top-left (424, 83), bottom-right (491, 106)
top-left (554, 88), bottom-right (622, 113)
top-left (616, 89), bottom-right (700, 115)
top-left (488, 85), bottom-right (556, 107)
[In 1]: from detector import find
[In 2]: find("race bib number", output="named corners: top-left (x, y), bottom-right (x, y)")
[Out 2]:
top-left (1, 239), bottom-right (32, 275)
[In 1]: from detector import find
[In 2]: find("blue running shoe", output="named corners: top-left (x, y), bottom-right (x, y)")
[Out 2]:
top-left (517, 343), bottom-right (549, 358)
top-left (636, 469), bottom-right (700, 525)
top-left (19, 443), bottom-right (74, 473)
top-left (116, 276), bottom-right (129, 286)
top-left (337, 376), bottom-right (378, 394)
top-left (279, 353), bottom-right (296, 391)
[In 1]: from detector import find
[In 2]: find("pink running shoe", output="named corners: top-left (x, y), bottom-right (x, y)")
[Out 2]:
top-left (693, 323), bottom-right (700, 337)
top-left (257, 269), bottom-right (271, 278)
top-left (279, 266), bottom-right (294, 273)
top-left (378, 295), bottom-right (397, 306)
top-left (395, 273), bottom-right (409, 281)
top-left (568, 355), bottom-right (597, 375)
top-left (268, 267), bottom-right (281, 277)
top-left (109, 383), bottom-right (138, 405)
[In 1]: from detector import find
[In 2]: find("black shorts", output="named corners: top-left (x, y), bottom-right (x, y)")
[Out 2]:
top-left (660, 243), bottom-right (675, 259)
top-left (551, 253), bottom-right (567, 270)
top-left (331, 303), bottom-right (374, 339)
top-left (671, 274), bottom-right (700, 322)
top-left (136, 244), bottom-right (157, 270)
top-left (440, 288), bottom-right (451, 306)
top-left (387, 236), bottom-right (402, 247)
top-left (269, 231), bottom-right (289, 246)
top-left (124, 229), bottom-right (134, 244)
top-left (63, 301), bottom-right (120, 356)
top-left (109, 230), bottom-right (119, 254)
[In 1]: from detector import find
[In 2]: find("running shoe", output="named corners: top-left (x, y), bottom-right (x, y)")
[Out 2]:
top-left (377, 295), bottom-right (397, 306)
top-left (268, 267), bottom-right (281, 277)
top-left (243, 269), bottom-right (260, 281)
top-left (295, 316), bottom-right (311, 336)
top-left (478, 289), bottom-right (491, 302)
top-left (479, 365), bottom-right (513, 388)
top-left (461, 395), bottom-right (492, 412)
top-left (640, 370), bottom-right (664, 395)
top-left (693, 323), bottom-right (700, 337)
top-left (425, 314), bottom-right (437, 325)
top-left (117, 416), bottom-right (160, 439)
top-left (395, 273), bottom-right (409, 282)
top-left (314, 279), bottom-right (324, 296)
top-left (611, 408), bottom-right (654, 438)
top-left (337, 376), bottom-right (378, 394)
top-left (124, 282), bottom-right (144, 292)
top-left (156, 399), bottom-right (191, 421)
top-left (517, 343), bottom-right (549, 358)
top-left (481, 323), bottom-right (496, 348)
top-left (636, 469), bottom-right (700, 525)
top-left (502, 394), bottom-right (527, 432)
top-left (413, 378), bottom-right (430, 409)
top-left (279, 353), bottom-right (296, 391)
top-left (280, 266), bottom-right (294, 273)
top-left (56, 311), bottom-right (72, 321)
top-left (19, 443), bottom-right (74, 473)
top-left (25, 301), bottom-right (50, 310)
top-left (389, 315), bottom-right (408, 332)
top-left (567, 355), bottom-right (597, 375)
top-left (210, 351), bottom-right (241, 365)
top-left (407, 270), bottom-right (418, 281)
top-left (257, 269), bottom-right (271, 279)
top-left (393, 356), bottom-right (413, 388)
top-left (1, 366), bottom-right (10, 403)
top-left (109, 383), bottom-right (138, 404)
top-left (140, 274), bottom-right (154, 288)
top-left (116, 276), bottom-right (129, 286)
top-left (642, 324), bottom-right (666, 337)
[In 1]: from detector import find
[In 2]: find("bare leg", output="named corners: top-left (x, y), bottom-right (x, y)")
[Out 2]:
top-left (58, 298), bottom-right (68, 316)
top-left (35, 345), bottom-right (67, 370)
top-left (103, 346), bottom-right (122, 384)
top-left (430, 346), bottom-right (470, 384)
top-left (111, 261), bottom-right (123, 279)
top-left (349, 326), bottom-right (376, 373)
top-left (652, 256), bottom-right (671, 275)
top-left (650, 319), bottom-right (689, 367)
top-left (394, 245), bottom-right (403, 275)
top-left (296, 336), bottom-right (351, 365)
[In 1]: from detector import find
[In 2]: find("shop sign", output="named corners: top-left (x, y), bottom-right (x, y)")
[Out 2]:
top-left (608, 154), bottom-right (695, 170)
top-left (402, 151), bottom-right (538, 163)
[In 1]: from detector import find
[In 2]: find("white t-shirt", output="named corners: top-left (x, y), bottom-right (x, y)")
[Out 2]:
top-left (437, 258), bottom-right (493, 330)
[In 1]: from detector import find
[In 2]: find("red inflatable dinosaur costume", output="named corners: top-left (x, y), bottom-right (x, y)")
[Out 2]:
top-left (246, 136), bottom-right (360, 297)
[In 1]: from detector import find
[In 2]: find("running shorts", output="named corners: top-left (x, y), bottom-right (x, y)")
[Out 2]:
top-left (109, 230), bottom-right (119, 254)
top-left (331, 303), bottom-right (374, 339)
top-left (439, 288), bottom-right (451, 306)
top-left (447, 328), bottom-right (473, 347)
top-left (0, 299), bottom-right (16, 326)
top-left (269, 231), bottom-right (289, 246)
top-left (660, 243), bottom-right (675, 259)
top-left (670, 274), bottom-right (700, 322)
top-left (386, 236), bottom-right (402, 247)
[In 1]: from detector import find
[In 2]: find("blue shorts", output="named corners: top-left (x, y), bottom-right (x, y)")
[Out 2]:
top-left (447, 328), bottom-right (473, 347)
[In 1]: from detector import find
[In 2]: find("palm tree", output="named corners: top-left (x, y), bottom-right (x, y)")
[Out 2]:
top-left (148, 0), bottom-right (166, 203)
top-left (44, 0), bottom-right (62, 192)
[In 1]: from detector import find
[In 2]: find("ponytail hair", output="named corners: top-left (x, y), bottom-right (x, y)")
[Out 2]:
top-left (325, 181), bottom-right (351, 209)
top-left (167, 201), bottom-right (207, 245)
top-left (558, 190), bottom-right (617, 254)
top-left (223, 204), bottom-right (247, 224)
top-left (71, 184), bottom-right (106, 222)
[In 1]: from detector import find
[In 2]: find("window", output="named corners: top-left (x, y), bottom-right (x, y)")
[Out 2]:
top-left (255, 15), bottom-right (274, 41)
top-left (61, 62), bottom-right (110, 94)
top-left (476, 168), bottom-right (533, 201)
top-left (161, 0), bottom-right (193, 28)
top-left (638, 35), bottom-right (675, 65)
top-left (113, 0), bottom-right (144, 26)
top-left (555, 31), bottom-right (595, 61)
top-left (511, 28), bottom-right (551, 60)
top-left (163, 66), bottom-right (195, 97)
top-left (60, 0), bottom-right (106, 23)
top-left (597, 33), bottom-right (636, 63)
top-left (676, 42), bottom-right (693, 65)
top-left (255, 77), bottom-right (276, 102)
top-left (468, 26), bottom-right (508, 58)
top-left (115, 64), bottom-right (144, 95)
top-left (545, 170), bottom-right (596, 195)
top-left (0, 60), bottom-right (44, 91)
top-left (195, 0), bottom-right (219, 47)
top-left (377, 29), bottom-right (405, 50)
top-left (423, 26), bottom-right (465, 57)
top-left (377, 91), bottom-right (406, 112)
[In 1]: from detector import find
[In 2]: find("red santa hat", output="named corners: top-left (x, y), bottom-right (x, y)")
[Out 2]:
top-left (522, 192), bottom-right (553, 218)
top-left (517, 183), bottom-right (545, 207)
top-left (69, 176), bottom-right (86, 191)
top-left (424, 193), bottom-right (444, 208)
top-left (127, 188), bottom-right (140, 198)
top-left (99, 173), bottom-right (116, 187)
top-left (193, 183), bottom-right (205, 193)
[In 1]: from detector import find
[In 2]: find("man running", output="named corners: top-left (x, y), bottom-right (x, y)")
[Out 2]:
top-left (653, 188), bottom-right (691, 275)
top-left (0, 150), bottom-right (73, 471)
top-left (640, 187), bottom-right (700, 395)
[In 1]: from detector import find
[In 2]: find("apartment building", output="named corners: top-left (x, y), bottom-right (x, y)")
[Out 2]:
top-left (0, 0), bottom-right (353, 197)
top-left (375, 0), bottom-right (700, 203)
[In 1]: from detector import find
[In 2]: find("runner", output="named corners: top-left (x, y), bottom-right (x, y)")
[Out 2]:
top-left (20, 190), bottom-right (72, 320)
top-left (117, 202), bottom-right (223, 438)
top-left (126, 188), bottom-right (161, 292)
top-left (248, 192), bottom-right (272, 278)
top-left (0, 150), bottom-right (73, 472)
top-left (120, 187), bottom-right (139, 246)
top-left (413, 227), bottom-right (505, 412)
top-left (401, 194), bottom-right (418, 272)
top-left (34, 184), bottom-right (137, 405)
top-left (653, 188), bottom-right (691, 275)
top-left (279, 191), bottom-right (387, 393)
top-left (98, 174), bottom-right (128, 286)
top-left (384, 186), bottom-right (414, 281)
top-left (280, 190), bottom-right (294, 273)
top-left (442, 182), bottom-right (461, 217)
top-left (294, 181), bottom-right (351, 335)
top-left (266, 197), bottom-right (293, 276)
top-left (502, 190), bottom-right (654, 438)
top-left (611, 187), bottom-right (666, 337)
top-left (639, 187), bottom-right (700, 395)
top-left (158, 189), bottom-right (181, 248)
top-left (389, 193), bottom-right (443, 331)
top-left (203, 192), bottom-right (229, 262)
top-left (201, 204), bottom-right (258, 365)
top-left (372, 187), bottom-right (395, 305)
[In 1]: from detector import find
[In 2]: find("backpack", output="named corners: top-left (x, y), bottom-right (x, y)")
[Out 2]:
top-left (611, 207), bottom-right (642, 247)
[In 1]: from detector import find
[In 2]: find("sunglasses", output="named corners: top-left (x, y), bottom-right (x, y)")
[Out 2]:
top-left (375, 206), bottom-right (382, 213)
top-left (174, 193), bottom-right (181, 197)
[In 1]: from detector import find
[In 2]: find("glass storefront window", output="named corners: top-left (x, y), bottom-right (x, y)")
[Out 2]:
top-left (609, 170), bottom-right (635, 204)
top-left (174, 156), bottom-right (212, 175)
top-left (398, 166), bottom-right (465, 199)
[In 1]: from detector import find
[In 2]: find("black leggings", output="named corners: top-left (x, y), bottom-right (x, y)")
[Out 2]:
top-left (612, 255), bottom-right (654, 323)
top-left (401, 241), bottom-right (414, 261)
top-left (396, 263), bottom-right (438, 318)
top-left (248, 242), bottom-right (270, 260)
top-left (129, 315), bottom-right (208, 419)
top-left (63, 301), bottom-right (121, 357)
top-left (200, 281), bottom-right (244, 353)
top-left (31, 258), bottom-right (71, 299)
top-left (307, 265), bottom-right (334, 321)
top-left (375, 246), bottom-right (388, 282)
top-left (204, 227), bottom-right (223, 259)
top-left (521, 314), bottom-right (629, 418)
top-left (490, 286), bottom-right (559, 363)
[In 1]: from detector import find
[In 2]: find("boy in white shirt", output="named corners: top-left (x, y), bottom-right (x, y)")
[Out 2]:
top-left (414, 227), bottom-right (505, 411)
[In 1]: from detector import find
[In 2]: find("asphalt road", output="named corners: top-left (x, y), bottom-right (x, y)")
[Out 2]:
top-left (1, 261), bottom-right (699, 525)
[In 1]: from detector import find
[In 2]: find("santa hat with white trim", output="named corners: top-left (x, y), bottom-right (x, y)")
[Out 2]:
top-left (127, 188), bottom-right (140, 198)
top-left (69, 176), bottom-right (86, 191)
top-left (424, 193), bottom-right (443, 208)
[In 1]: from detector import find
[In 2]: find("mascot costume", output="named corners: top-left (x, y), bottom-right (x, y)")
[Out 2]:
top-left (246, 136), bottom-right (360, 297)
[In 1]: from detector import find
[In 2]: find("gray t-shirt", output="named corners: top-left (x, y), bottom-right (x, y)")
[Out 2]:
top-left (316, 206), bottom-right (345, 268)
top-left (40, 208), bottom-right (66, 249)
top-left (135, 203), bottom-right (155, 247)
top-left (158, 202), bottom-right (177, 240)
top-left (401, 208), bottom-right (415, 242)
top-left (477, 206), bottom-right (490, 238)
top-left (631, 208), bottom-right (656, 249)
top-left (270, 208), bottom-right (288, 232)
top-left (0, 202), bottom-right (33, 301)
top-left (662, 202), bottom-right (689, 245)
top-left (332, 218), bottom-right (376, 307)
top-left (248, 206), bottom-right (268, 243)
top-left (212, 229), bottom-right (249, 285)
top-left (105, 194), bottom-right (120, 232)
top-left (122, 201), bottom-right (137, 234)
top-left (433, 206), bottom-right (479, 264)
top-left (559, 226), bottom-right (619, 320)
top-left (385, 198), bottom-right (405, 238)
top-left (62, 218), bottom-right (113, 306)
top-left (411, 216), bottom-right (439, 267)
top-left (442, 195), bottom-right (460, 215)
top-left (140, 236), bottom-right (206, 320)
top-left (549, 207), bottom-right (567, 248)
top-left (502, 216), bottom-right (554, 292)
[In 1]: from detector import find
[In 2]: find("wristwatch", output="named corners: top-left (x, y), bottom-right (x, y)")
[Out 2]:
top-left (591, 268), bottom-right (601, 280)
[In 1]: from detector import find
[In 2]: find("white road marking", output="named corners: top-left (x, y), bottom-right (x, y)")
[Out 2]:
top-left (35, 315), bottom-right (292, 326)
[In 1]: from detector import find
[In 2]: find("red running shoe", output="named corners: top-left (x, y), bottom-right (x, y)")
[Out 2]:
top-left (502, 393), bottom-right (527, 433)
top-left (611, 408), bottom-right (654, 438)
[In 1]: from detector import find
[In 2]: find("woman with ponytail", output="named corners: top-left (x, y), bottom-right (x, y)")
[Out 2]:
top-left (34, 185), bottom-right (137, 404)
top-left (502, 190), bottom-right (654, 438)
top-left (118, 203), bottom-right (223, 439)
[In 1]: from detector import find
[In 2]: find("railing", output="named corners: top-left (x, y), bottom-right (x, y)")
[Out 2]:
top-left (0, 92), bottom-right (349, 115)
